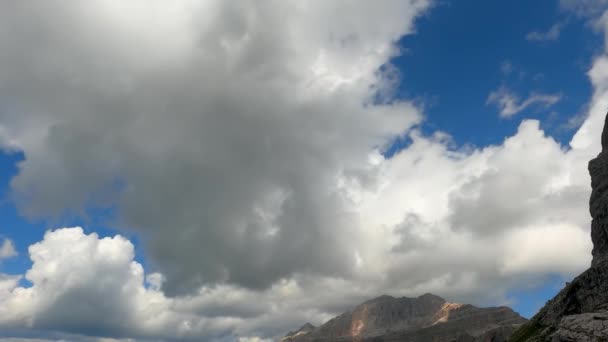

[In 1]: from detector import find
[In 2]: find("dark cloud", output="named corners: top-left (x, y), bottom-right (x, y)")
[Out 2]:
top-left (0, 0), bottom-right (427, 295)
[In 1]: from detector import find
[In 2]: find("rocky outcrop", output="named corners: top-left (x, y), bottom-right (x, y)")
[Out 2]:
top-left (590, 112), bottom-right (608, 267)
top-left (508, 112), bottom-right (608, 341)
top-left (508, 262), bottom-right (608, 341)
top-left (282, 294), bottom-right (526, 342)
top-left (552, 313), bottom-right (608, 341)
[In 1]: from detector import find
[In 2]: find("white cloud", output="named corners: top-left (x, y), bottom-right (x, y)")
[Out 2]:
top-left (526, 22), bottom-right (564, 42)
top-left (560, 0), bottom-right (608, 17)
top-left (0, 239), bottom-right (17, 260)
top-left (0, 227), bottom-right (295, 341)
top-left (487, 87), bottom-right (562, 117)
top-left (501, 224), bottom-right (591, 275)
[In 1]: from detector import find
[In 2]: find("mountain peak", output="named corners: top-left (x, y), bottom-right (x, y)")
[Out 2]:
top-left (363, 294), bottom-right (395, 304)
top-left (364, 293), bottom-right (446, 305)
top-left (419, 292), bottom-right (445, 300)
top-left (299, 322), bottom-right (315, 330)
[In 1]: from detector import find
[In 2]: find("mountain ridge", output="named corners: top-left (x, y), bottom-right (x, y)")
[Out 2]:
top-left (281, 293), bottom-right (526, 342)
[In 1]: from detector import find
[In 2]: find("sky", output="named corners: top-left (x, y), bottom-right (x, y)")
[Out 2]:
top-left (0, 0), bottom-right (608, 341)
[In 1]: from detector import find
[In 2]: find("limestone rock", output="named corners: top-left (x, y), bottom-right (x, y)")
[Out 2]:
top-left (508, 261), bottom-right (608, 341)
top-left (589, 117), bottom-right (608, 267)
top-left (552, 313), bottom-right (608, 341)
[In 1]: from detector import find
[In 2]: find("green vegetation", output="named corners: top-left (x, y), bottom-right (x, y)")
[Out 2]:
top-left (507, 321), bottom-right (549, 342)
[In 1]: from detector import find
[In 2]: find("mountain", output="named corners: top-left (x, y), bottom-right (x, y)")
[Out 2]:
top-left (281, 293), bottom-right (526, 342)
top-left (283, 323), bottom-right (317, 340)
top-left (508, 113), bottom-right (608, 341)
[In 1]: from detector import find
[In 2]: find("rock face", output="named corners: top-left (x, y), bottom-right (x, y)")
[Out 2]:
top-left (281, 293), bottom-right (526, 342)
top-left (552, 313), bottom-right (608, 341)
top-left (590, 112), bottom-right (608, 267)
top-left (508, 112), bottom-right (608, 341)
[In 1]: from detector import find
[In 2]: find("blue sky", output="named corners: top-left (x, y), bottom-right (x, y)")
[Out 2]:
top-left (386, 0), bottom-right (600, 153)
top-left (0, 0), bottom-right (606, 340)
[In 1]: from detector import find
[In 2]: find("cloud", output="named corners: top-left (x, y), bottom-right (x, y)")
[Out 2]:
top-left (0, 221), bottom-right (590, 341)
top-left (0, 1), bottom-right (607, 341)
top-left (486, 87), bottom-right (562, 117)
top-left (560, 0), bottom-right (608, 17)
top-left (501, 223), bottom-right (591, 275)
top-left (500, 61), bottom-right (514, 75)
top-left (0, 0), bottom-right (430, 295)
top-left (0, 227), bottom-right (304, 341)
top-left (526, 22), bottom-right (565, 42)
top-left (0, 239), bottom-right (17, 260)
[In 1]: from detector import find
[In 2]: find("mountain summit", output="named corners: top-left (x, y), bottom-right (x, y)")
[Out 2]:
top-left (282, 293), bottom-right (526, 341)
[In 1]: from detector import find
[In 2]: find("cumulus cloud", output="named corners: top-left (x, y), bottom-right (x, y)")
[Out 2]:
top-left (526, 22), bottom-right (565, 42)
top-left (0, 1), bottom-right (608, 341)
top-left (0, 227), bottom-right (313, 341)
top-left (486, 87), bottom-right (562, 117)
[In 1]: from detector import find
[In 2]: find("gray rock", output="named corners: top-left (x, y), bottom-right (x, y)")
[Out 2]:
top-left (552, 313), bottom-right (608, 341)
top-left (589, 126), bottom-right (608, 267)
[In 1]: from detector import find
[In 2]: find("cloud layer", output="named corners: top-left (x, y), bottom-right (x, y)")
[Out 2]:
top-left (0, 1), bottom-right (607, 341)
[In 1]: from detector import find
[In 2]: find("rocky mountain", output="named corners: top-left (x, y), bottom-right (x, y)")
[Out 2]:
top-left (281, 293), bottom-right (526, 342)
top-left (508, 113), bottom-right (608, 341)
top-left (283, 323), bottom-right (317, 340)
